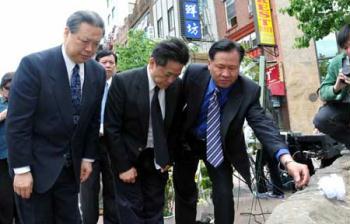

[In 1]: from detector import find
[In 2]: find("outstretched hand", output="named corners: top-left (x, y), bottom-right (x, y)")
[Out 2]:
top-left (286, 161), bottom-right (310, 189)
top-left (280, 154), bottom-right (310, 189)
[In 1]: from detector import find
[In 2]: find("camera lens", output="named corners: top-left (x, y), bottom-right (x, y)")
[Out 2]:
top-left (342, 57), bottom-right (350, 76)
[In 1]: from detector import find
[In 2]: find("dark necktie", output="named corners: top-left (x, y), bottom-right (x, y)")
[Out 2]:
top-left (71, 64), bottom-right (81, 125)
top-left (151, 86), bottom-right (169, 168)
top-left (206, 88), bottom-right (224, 167)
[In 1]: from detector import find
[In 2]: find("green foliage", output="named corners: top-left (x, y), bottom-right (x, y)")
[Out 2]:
top-left (115, 30), bottom-right (157, 71)
top-left (318, 54), bottom-right (330, 81)
top-left (163, 174), bottom-right (174, 217)
top-left (198, 162), bottom-right (212, 190)
top-left (241, 56), bottom-right (259, 82)
top-left (281, 0), bottom-right (350, 48)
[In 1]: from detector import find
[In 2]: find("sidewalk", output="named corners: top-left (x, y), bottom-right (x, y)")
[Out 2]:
top-left (97, 176), bottom-right (290, 224)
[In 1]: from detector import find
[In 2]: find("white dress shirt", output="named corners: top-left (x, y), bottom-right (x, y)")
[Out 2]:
top-left (145, 65), bottom-right (165, 169)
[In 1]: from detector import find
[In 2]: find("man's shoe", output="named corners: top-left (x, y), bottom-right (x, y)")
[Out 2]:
top-left (254, 192), bottom-right (269, 199)
top-left (267, 192), bottom-right (284, 199)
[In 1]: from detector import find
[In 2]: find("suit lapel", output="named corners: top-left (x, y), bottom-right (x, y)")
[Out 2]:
top-left (221, 78), bottom-right (243, 140)
top-left (136, 67), bottom-right (150, 137)
top-left (186, 71), bottom-right (210, 128)
top-left (48, 47), bottom-right (74, 134)
top-left (76, 61), bottom-right (97, 130)
top-left (164, 83), bottom-right (177, 135)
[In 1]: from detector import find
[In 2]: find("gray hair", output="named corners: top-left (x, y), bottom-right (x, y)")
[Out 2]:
top-left (66, 10), bottom-right (105, 36)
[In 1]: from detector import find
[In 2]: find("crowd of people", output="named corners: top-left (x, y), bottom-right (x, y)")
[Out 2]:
top-left (2, 9), bottom-right (350, 224)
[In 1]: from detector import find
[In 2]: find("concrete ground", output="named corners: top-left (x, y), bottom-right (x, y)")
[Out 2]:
top-left (97, 175), bottom-right (291, 224)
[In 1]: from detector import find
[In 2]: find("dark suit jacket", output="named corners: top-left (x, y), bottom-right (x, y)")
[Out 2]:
top-left (6, 46), bottom-right (106, 193)
top-left (179, 64), bottom-right (287, 186)
top-left (104, 66), bottom-right (181, 174)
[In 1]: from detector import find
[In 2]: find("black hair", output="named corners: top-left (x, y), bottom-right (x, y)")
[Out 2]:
top-left (66, 10), bottom-right (105, 36)
top-left (151, 38), bottom-right (189, 66)
top-left (95, 50), bottom-right (117, 63)
top-left (208, 39), bottom-right (245, 62)
top-left (1, 72), bottom-right (14, 88)
top-left (337, 24), bottom-right (350, 49)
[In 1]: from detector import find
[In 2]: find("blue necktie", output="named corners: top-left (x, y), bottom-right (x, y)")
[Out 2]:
top-left (206, 88), bottom-right (224, 167)
top-left (100, 82), bottom-right (109, 124)
top-left (71, 64), bottom-right (81, 125)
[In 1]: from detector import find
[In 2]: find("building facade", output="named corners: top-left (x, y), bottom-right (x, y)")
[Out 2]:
top-left (217, 0), bottom-right (322, 134)
top-left (112, 0), bottom-right (220, 53)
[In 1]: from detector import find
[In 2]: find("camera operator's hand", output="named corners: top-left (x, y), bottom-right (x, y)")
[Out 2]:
top-left (280, 154), bottom-right (310, 189)
top-left (333, 71), bottom-right (350, 93)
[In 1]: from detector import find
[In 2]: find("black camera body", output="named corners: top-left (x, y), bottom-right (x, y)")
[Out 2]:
top-left (342, 56), bottom-right (350, 76)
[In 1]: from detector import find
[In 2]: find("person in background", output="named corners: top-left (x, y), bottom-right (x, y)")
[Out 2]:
top-left (6, 10), bottom-right (105, 224)
top-left (314, 24), bottom-right (350, 150)
top-left (173, 39), bottom-right (310, 224)
top-left (80, 50), bottom-right (119, 224)
top-left (104, 38), bottom-right (189, 223)
top-left (0, 72), bottom-right (18, 224)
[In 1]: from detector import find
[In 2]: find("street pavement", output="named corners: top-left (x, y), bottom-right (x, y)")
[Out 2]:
top-left (97, 173), bottom-right (291, 224)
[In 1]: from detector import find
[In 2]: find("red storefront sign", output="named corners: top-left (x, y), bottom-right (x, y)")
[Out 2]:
top-left (266, 64), bottom-right (285, 96)
top-left (246, 47), bottom-right (262, 59)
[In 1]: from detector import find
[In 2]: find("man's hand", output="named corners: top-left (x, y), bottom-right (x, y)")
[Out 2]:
top-left (13, 172), bottom-right (33, 199)
top-left (161, 165), bottom-right (171, 173)
top-left (280, 154), bottom-right (310, 189)
top-left (80, 161), bottom-right (93, 183)
top-left (0, 109), bottom-right (7, 121)
top-left (119, 167), bottom-right (137, 183)
top-left (333, 71), bottom-right (350, 93)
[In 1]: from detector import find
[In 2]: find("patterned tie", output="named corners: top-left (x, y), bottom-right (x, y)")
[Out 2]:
top-left (151, 86), bottom-right (169, 168)
top-left (71, 64), bottom-right (81, 125)
top-left (206, 87), bottom-right (224, 167)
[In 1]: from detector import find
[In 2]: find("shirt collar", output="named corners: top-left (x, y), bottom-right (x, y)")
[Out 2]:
top-left (147, 64), bottom-right (156, 91)
top-left (61, 45), bottom-right (83, 74)
top-left (208, 77), bottom-right (235, 96)
top-left (106, 76), bottom-right (112, 86)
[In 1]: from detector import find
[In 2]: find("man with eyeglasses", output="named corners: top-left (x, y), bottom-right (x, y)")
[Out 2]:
top-left (6, 11), bottom-right (106, 224)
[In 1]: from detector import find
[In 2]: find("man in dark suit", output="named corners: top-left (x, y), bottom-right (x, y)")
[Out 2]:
top-left (6, 11), bottom-right (106, 224)
top-left (80, 50), bottom-right (119, 224)
top-left (173, 39), bottom-right (310, 224)
top-left (104, 38), bottom-right (189, 224)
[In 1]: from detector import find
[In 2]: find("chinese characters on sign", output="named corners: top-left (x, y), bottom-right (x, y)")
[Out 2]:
top-left (182, 0), bottom-right (202, 39)
top-left (252, 0), bottom-right (276, 45)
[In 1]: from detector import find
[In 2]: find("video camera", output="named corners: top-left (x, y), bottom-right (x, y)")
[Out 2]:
top-left (280, 132), bottom-right (343, 175)
top-left (342, 56), bottom-right (350, 77)
top-left (282, 133), bottom-right (343, 160)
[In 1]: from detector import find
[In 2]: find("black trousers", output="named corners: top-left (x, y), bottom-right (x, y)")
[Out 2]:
top-left (173, 138), bottom-right (234, 224)
top-left (114, 148), bottom-right (168, 224)
top-left (0, 159), bottom-right (17, 224)
top-left (15, 166), bottom-right (81, 224)
top-left (80, 138), bottom-right (119, 224)
top-left (313, 102), bottom-right (350, 146)
top-left (255, 149), bottom-right (283, 195)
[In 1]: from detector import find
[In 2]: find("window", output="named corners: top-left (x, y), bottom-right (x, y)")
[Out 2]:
top-left (157, 18), bottom-right (164, 38)
top-left (315, 33), bottom-right (339, 81)
top-left (225, 0), bottom-right (237, 28)
top-left (168, 7), bottom-right (174, 31)
top-left (112, 7), bottom-right (115, 19)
